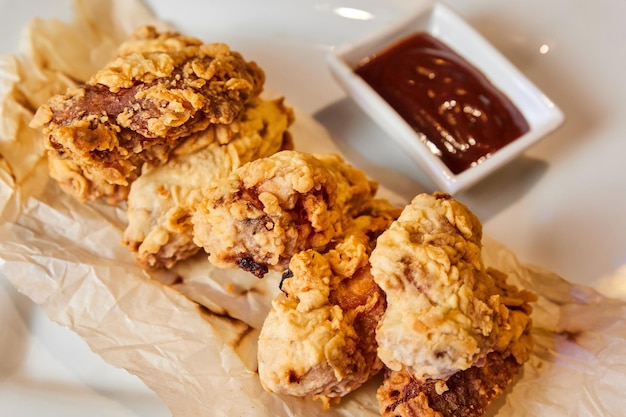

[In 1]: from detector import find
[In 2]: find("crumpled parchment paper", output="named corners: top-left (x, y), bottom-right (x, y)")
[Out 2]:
top-left (1, 1), bottom-right (625, 416)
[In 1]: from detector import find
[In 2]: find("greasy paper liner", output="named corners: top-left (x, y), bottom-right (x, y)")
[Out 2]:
top-left (1, 1), bottom-right (625, 416)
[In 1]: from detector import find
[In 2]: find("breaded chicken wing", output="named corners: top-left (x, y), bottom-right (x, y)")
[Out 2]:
top-left (31, 25), bottom-right (265, 203)
top-left (258, 201), bottom-right (400, 405)
top-left (191, 150), bottom-right (378, 277)
top-left (122, 97), bottom-right (294, 269)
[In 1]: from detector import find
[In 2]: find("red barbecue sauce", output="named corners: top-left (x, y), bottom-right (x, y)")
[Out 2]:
top-left (355, 32), bottom-right (529, 174)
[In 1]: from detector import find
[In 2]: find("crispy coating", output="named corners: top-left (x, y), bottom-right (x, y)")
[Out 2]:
top-left (370, 192), bottom-right (535, 382)
top-left (371, 192), bottom-right (535, 417)
top-left (31, 25), bottom-right (265, 203)
top-left (191, 150), bottom-right (378, 277)
top-left (257, 201), bottom-right (400, 404)
top-left (376, 349), bottom-right (527, 417)
top-left (46, 156), bottom-right (130, 204)
top-left (122, 97), bottom-right (294, 269)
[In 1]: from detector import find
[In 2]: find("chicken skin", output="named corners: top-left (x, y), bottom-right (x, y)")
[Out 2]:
top-left (31, 25), bottom-right (265, 203)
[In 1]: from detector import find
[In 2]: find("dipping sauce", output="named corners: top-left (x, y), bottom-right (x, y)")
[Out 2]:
top-left (355, 32), bottom-right (529, 174)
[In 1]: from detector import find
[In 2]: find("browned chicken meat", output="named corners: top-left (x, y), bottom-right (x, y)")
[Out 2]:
top-left (191, 150), bottom-right (378, 277)
top-left (377, 349), bottom-right (528, 417)
top-left (257, 200), bottom-right (401, 406)
top-left (122, 97), bottom-right (294, 269)
top-left (31, 25), bottom-right (265, 203)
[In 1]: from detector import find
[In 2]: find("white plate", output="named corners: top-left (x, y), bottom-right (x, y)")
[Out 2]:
top-left (1, 0), bottom-right (626, 415)
top-left (328, 1), bottom-right (564, 193)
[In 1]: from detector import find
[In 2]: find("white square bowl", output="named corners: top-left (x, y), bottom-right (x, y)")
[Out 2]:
top-left (327, 1), bottom-right (564, 194)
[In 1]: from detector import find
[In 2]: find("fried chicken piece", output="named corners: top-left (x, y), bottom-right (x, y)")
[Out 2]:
top-left (370, 192), bottom-right (536, 381)
top-left (370, 192), bottom-right (536, 417)
top-left (257, 201), bottom-right (400, 404)
top-left (191, 150), bottom-right (378, 277)
top-left (377, 271), bottom-right (535, 417)
top-left (31, 25), bottom-right (265, 203)
top-left (122, 97), bottom-right (294, 269)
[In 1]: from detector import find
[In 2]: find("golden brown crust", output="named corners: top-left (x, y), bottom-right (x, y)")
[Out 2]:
top-left (371, 192), bottom-right (535, 417)
top-left (370, 192), bottom-right (535, 381)
top-left (31, 25), bottom-right (265, 203)
top-left (377, 350), bottom-right (524, 417)
top-left (191, 150), bottom-right (378, 276)
top-left (47, 156), bottom-right (131, 204)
